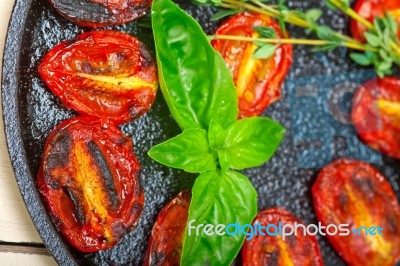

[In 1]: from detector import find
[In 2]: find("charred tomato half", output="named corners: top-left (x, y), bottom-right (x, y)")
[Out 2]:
top-left (49, 0), bottom-right (152, 28)
top-left (212, 12), bottom-right (293, 118)
top-left (143, 190), bottom-right (191, 266)
top-left (313, 159), bottom-right (400, 266)
top-left (39, 30), bottom-right (158, 125)
top-left (241, 207), bottom-right (324, 266)
top-left (351, 77), bottom-right (400, 159)
top-left (37, 117), bottom-right (144, 252)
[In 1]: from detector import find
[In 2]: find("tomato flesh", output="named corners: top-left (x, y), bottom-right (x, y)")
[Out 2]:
top-left (312, 159), bottom-right (400, 266)
top-left (351, 0), bottom-right (400, 42)
top-left (49, 0), bottom-right (151, 28)
top-left (241, 208), bottom-right (324, 266)
top-left (212, 12), bottom-right (293, 118)
top-left (143, 191), bottom-right (191, 266)
top-left (39, 30), bottom-right (158, 124)
top-left (351, 77), bottom-right (400, 159)
top-left (37, 117), bottom-right (144, 252)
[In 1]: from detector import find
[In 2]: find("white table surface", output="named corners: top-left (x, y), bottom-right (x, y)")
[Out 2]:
top-left (0, 0), bottom-right (57, 265)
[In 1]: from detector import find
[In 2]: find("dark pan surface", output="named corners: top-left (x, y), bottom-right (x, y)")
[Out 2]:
top-left (2, 0), bottom-right (399, 265)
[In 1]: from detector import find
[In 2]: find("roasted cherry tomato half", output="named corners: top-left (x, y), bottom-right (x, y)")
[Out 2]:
top-left (313, 159), bottom-right (400, 266)
top-left (242, 208), bottom-right (324, 266)
top-left (143, 190), bottom-right (191, 266)
top-left (351, 0), bottom-right (400, 42)
top-left (37, 117), bottom-right (144, 252)
top-left (49, 0), bottom-right (151, 28)
top-left (351, 77), bottom-right (400, 159)
top-left (212, 12), bottom-right (293, 118)
top-left (39, 30), bottom-right (158, 124)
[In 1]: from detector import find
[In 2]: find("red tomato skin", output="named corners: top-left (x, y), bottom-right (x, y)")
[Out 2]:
top-left (143, 191), bottom-right (191, 266)
top-left (37, 117), bottom-right (144, 252)
top-left (212, 12), bottom-right (293, 118)
top-left (351, 77), bottom-right (400, 159)
top-left (350, 0), bottom-right (400, 42)
top-left (241, 208), bottom-right (324, 266)
top-left (312, 159), bottom-right (400, 266)
top-left (39, 30), bottom-right (158, 125)
top-left (49, 0), bottom-right (152, 28)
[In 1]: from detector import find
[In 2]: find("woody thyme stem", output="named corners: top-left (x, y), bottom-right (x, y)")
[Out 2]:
top-left (327, 0), bottom-right (400, 56)
top-left (220, 0), bottom-right (369, 51)
top-left (217, 0), bottom-right (373, 52)
top-left (209, 35), bottom-right (374, 51)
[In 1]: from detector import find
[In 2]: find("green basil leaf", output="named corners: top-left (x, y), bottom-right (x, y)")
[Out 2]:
top-left (152, 0), bottom-right (238, 131)
top-left (181, 170), bottom-right (257, 266)
top-left (148, 129), bottom-right (216, 173)
top-left (208, 120), bottom-right (226, 150)
top-left (218, 117), bottom-right (285, 170)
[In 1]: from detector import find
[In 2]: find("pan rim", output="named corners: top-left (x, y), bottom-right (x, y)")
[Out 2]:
top-left (1, 0), bottom-right (77, 264)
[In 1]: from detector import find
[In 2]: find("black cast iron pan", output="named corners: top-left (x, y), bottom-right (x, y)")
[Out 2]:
top-left (2, 0), bottom-right (400, 265)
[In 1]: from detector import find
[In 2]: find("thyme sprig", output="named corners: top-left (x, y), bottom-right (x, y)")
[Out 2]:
top-left (328, 0), bottom-right (400, 76)
top-left (196, 0), bottom-right (400, 77)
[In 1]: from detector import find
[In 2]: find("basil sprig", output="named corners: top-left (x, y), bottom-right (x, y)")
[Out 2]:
top-left (150, 0), bottom-right (285, 264)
